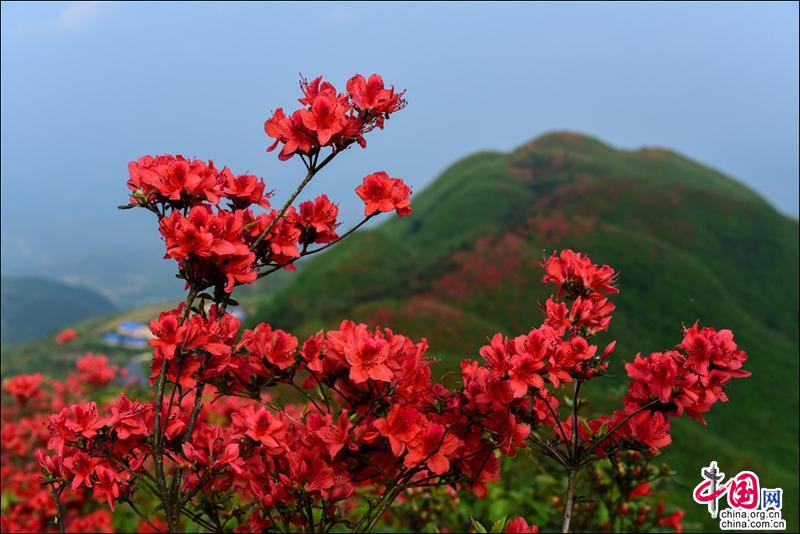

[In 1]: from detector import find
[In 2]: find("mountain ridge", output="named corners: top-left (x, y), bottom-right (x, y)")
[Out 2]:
top-left (1, 276), bottom-right (117, 345)
top-left (251, 130), bottom-right (799, 531)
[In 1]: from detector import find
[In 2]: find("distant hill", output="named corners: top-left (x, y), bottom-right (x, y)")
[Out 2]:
top-left (252, 131), bottom-right (799, 531)
top-left (0, 276), bottom-right (116, 344)
top-left (1, 246), bottom-right (189, 309)
top-left (0, 271), bottom-right (290, 377)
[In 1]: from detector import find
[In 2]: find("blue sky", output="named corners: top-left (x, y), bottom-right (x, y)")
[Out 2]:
top-left (2, 1), bottom-right (798, 281)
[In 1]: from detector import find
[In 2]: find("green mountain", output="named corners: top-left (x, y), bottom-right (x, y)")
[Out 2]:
top-left (253, 132), bottom-right (799, 531)
top-left (1, 132), bottom-right (796, 531)
top-left (1, 276), bottom-right (116, 344)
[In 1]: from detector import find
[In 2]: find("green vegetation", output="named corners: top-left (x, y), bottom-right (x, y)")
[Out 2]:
top-left (1, 276), bottom-right (116, 344)
top-left (253, 131), bottom-right (799, 531)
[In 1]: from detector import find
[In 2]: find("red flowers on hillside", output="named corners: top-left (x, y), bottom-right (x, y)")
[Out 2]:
top-left (0, 72), bottom-right (747, 534)
top-left (55, 328), bottom-right (76, 345)
top-left (4, 373), bottom-right (43, 403)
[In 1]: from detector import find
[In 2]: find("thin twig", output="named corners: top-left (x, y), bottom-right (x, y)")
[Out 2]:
top-left (585, 400), bottom-right (658, 452)
top-left (255, 214), bottom-right (375, 279)
top-left (49, 484), bottom-right (65, 534)
top-left (250, 151), bottom-right (337, 251)
top-left (124, 498), bottom-right (162, 533)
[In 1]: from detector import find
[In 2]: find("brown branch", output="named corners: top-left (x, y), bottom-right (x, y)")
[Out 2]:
top-left (123, 498), bottom-right (162, 533)
top-left (584, 400), bottom-right (658, 453)
top-left (250, 151), bottom-right (337, 251)
top-left (255, 213), bottom-right (376, 279)
top-left (561, 468), bottom-right (577, 533)
top-left (48, 484), bottom-right (65, 534)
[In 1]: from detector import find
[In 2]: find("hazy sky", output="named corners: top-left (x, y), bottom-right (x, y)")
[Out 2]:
top-left (2, 1), bottom-right (798, 278)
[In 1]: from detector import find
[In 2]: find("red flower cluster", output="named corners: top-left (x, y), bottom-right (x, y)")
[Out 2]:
top-left (1, 357), bottom-right (127, 533)
top-left (265, 74), bottom-right (405, 160)
top-left (123, 75), bottom-right (410, 296)
top-left (25, 237), bottom-right (743, 533)
top-left (356, 171), bottom-right (413, 218)
top-left (128, 155), bottom-right (264, 207)
top-left (455, 249), bottom-right (748, 493)
top-left (132, 163), bottom-right (410, 292)
top-left (506, 516), bottom-right (540, 533)
top-left (56, 328), bottom-right (77, 345)
top-left (30, 309), bottom-right (519, 531)
top-left (4, 373), bottom-right (44, 404)
top-left (460, 250), bottom-right (620, 424)
top-left (561, 322), bottom-right (751, 454)
top-left (148, 314), bottom-right (509, 509)
top-left (588, 322), bottom-right (750, 451)
top-left (159, 206), bottom-right (257, 292)
top-left (541, 249), bottom-right (617, 335)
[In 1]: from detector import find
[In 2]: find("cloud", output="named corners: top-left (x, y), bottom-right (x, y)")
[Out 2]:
top-left (55, 1), bottom-right (112, 32)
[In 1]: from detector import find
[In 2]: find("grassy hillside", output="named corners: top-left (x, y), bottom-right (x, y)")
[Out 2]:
top-left (0, 272), bottom-right (290, 377)
top-left (253, 132), bottom-right (799, 531)
top-left (1, 276), bottom-right (116, 344)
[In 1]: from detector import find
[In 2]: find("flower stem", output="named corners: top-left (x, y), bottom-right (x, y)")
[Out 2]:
top-left (561, 468), bottom-right (577, 533)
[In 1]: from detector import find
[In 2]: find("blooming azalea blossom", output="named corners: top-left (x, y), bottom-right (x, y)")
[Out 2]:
top-left (355, 172), bottom-right (412, 217)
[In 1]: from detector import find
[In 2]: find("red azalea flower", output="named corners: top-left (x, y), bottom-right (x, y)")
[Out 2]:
top-left (92, 465), bottom-right (122, 510)
top-left (241, 323), bottom-right (298, 370)
top-left (508, 353), bottom-right (545, 398)
top-left (221, 168), bottom-right (270, 209)
top-left (629, 481), bottom-right (654, 498)
top-left (4, 373), bottom-right (44, 403)
top-left (344, 327), bottom-right (393, 383)
top-left (659, 507), bottom-right (684, 533)
top-left (56, 328), bottom-right (77, 344)
top-left (75, 353), bottom-right (117, 386)
top-left (63, 451), bottom-right (99, 489)
top-left (479, 333), bottom-right (511, 376)
top-left (296, 195), bottom-right (339, 243)
top-left (310, 412), bottom-right (352, 459)
top-left (299, 90), bottom-right (347, 146)
top-left (128, 154), bottom-right (222, 204)
top-left (232, 405), bottom-right (284, 448)
top-left (355, 172), bottom-right (412, 217)
top-left (374, 404), bottom-right (422, 456)
top-left (403, 423), bottom-right (463, 475)
top-left (625, 351), bottom-right (683, 405)
top-left (505, 516), bottom-right (539, 533)
top-left (627, 408), bottom-right (672, 450)
top-left (107, 393), bottom-right (149, 440)
top-left (264, 108), bottom-right (314, 160)
top-left (541, 249), bottom-right (618, 296)
top-left (346, 73), bottom-right (406, 127)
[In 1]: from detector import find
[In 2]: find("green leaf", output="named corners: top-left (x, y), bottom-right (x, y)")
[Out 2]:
top-left (490, 517), bottom-right (508, 533)
top-left (471, 517), bottom-right (488, 533)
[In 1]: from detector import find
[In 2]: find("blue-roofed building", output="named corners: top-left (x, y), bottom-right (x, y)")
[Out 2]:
top-left (117, 322), bottom-right (151, 339)
top-left (102, 320), bottom-right (153, 349)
